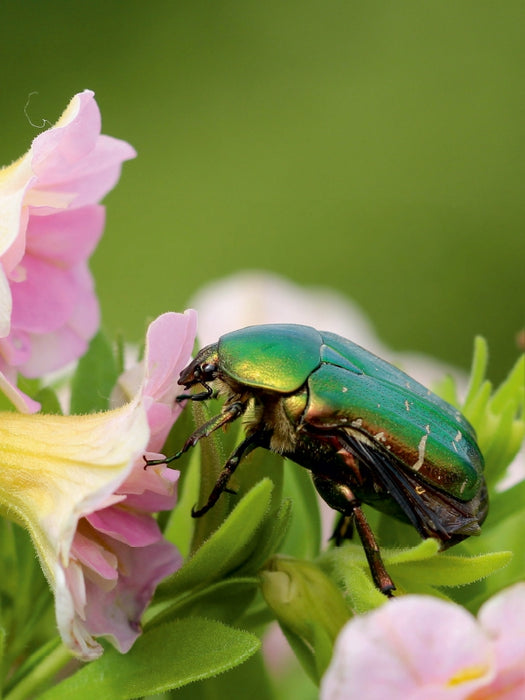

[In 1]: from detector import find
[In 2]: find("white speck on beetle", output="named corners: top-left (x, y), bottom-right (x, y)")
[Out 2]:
top-left (342, 386), bottom-right (348, 393)
top-left (404, 399), bottom-right (410, 412)
top-left (351, 418), bottom-right (363, 428)
top-left (455, 430), bottom-right (462, 442)
top-left (412, 433), bottom-right (428, 471)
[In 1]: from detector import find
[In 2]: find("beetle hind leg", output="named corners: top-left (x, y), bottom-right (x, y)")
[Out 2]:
top-left (351, 504), bottom-right (395, 596)
top-left (314, 476), bottom-right (395, 596)
top-left (331, 513), bottom-right (354, 545)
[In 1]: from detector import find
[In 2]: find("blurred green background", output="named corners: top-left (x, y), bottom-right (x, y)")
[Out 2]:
top-left (2, 1), bottom-right (523, 381)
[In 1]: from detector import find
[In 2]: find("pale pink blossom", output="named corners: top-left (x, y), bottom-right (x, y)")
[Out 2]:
top-left (112, 309), bottom-right (198, 454)
top-left (321, 584), bottom-right (525, 700)
top-left (0, 89), bottom-right (135, 404)
top-left (0, 310), bottom-right (197, 660)
top-left (61, 310), bottom-right (197, 658)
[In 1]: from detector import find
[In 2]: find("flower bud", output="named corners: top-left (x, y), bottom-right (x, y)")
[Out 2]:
top-left (260, 555), bottom-right (350, 681)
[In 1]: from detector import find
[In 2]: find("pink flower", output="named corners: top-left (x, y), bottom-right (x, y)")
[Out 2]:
top-left (112, 309), bottom-right (198, 454)
top-left (321, 583), bottom-right (525, 700)
top-left (0, 310), bottom-right (197, 660)
top-left (0, 89), bottom-right (135, 396)
top-left (60, 310), bottom-right (197, 659)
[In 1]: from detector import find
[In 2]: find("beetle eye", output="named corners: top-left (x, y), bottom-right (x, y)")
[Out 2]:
top-left (202, 363), bottom-right (217, 377)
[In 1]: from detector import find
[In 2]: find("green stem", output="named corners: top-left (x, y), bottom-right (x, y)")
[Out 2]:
top-left (5, 643), bottom-right (73, 700)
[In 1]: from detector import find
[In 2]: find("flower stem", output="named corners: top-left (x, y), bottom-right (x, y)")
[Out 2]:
top-left (5, 643), bottom-right (73, 700)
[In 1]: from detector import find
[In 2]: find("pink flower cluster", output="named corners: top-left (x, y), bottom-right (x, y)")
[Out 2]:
top-left (0, 89), bottom-right (135, 407)
top-left (0, 90), bottom-right (198, 659)
top-left (321, 584), bottom-right (525, 700)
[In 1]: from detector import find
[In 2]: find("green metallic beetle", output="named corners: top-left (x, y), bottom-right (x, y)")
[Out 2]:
top-left (148, 324), bottom-right (488, 595)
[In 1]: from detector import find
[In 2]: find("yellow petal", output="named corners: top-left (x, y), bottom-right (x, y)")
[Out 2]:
top-left (0, 399), bottom-right (149, 586)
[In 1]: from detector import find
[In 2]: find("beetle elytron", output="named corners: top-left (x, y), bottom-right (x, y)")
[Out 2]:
top-left (146, 324), bottom-right (488, 595)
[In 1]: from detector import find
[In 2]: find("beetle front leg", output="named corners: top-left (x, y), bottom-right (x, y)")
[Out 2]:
top-left (144, 402), bottom-right (244, 469)
top-left (192, 430), bottom-right (270, 517)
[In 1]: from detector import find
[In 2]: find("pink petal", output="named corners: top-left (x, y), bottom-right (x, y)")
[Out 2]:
top-left (63, 560), bottom-right (87, 621)
top-left (119, 461), bottom-right (178, 512)
top-left (321, 597), bottom-right (494, 700)
top-left (146, 402), bottom-right (178, 454)
top-left (0, 368), bottom-right (40, 412)
top-left (0, 329), bottom-right (32, 366)
top-left (21, 323), bottom-right (91, 377)
top-left (0, 181), bottom-right (32, 274)
top-left (30, 90), bottom-right (101, 173)
top-left (71, 530), bottom-right (118, 582)
top-left (143, 310), bottom-right (197, 404)
top-left (20, 265), bottom-right (99, 376)
top-left (82, 537), bottom-right (181, 653)
top-left (10, 254), bottom-right (78, 332)
top-left (86, 506), bottom-right (163, 547)
top-left (30, 136), bottom-right (136, 213)
top-left (474, 583), bottom-right (525, 699)
top-left (26, 205), bottom-right (105, 266)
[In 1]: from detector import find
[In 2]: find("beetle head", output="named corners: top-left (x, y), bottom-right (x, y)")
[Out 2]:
top-left (177, 343), bottom-right (220, 402)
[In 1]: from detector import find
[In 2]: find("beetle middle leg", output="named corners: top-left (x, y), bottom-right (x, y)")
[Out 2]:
top-left (192, 430), bottom-right (271, 517)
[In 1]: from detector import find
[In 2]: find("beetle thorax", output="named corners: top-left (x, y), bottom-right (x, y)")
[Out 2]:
top-left (250, 392), bottom-right (299, 453)
top-left (216, 375), bottom-right (299, 453)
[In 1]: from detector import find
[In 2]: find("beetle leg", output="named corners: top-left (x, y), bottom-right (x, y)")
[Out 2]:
top-left (192, 430), bottom-right (270, 517)
top-left (321, 479), bottom-right (395, 596)
top-left (143, 402), bottom-right (244, 469)
top-left (351, 504), bottom-right (396, 597)
top-left (331, 513), bottom-right (354, 544)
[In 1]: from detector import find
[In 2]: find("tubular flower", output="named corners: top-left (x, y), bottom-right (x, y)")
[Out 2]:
top-left (0, 89), bottom-right (135, 401)
top-left (321, 584), bottom-right (525, 700)
top-left (0, 401), bottom-right (150, 660)
top-left (0, 310), bottom-right (197, 660)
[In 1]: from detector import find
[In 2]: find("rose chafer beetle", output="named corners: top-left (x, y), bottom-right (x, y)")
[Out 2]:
top-left (147, 324), bottom-right (488, 595)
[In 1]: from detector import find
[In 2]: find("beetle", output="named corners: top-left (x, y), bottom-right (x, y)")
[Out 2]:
top-left (146, 324), bottom-right (488, 595)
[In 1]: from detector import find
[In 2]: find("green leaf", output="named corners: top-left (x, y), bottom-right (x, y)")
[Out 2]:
top-left (39, 618), bottom-right (260, 700)
top-left (235, 498), bottom-right (293, 576)
top-left (487, 480), bottom-right (525, 528)
top-left (162, 448), bottom-right (201, 558)
top-left (33, 386), bottom-right (63, 415)
top-left (148, 577), bottom-right (259, 629)
top-left (157, 479), bottom-right (274, 599)
top-left (459, 340), bottom-right (524, 487)
top-left (319, 538), bottom-right (511, 613)
top-left (463, 336), bottom-right (489, 409)
top-left (70, 331), bottom-right (118, 414)
top-left (281, 460), bottom-right (322, 559)
top-left (190, 399), bottom-right (241, 549)
top-left (172, 651), bottom-right (275, 700)
top-left (320, 544), bottom-right (387, 613)
top-left (388, 548), bottom-right (512, 589)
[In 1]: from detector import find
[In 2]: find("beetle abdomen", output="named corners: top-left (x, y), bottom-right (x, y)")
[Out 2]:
top-left (303, 363), bottom-right (484, 502)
